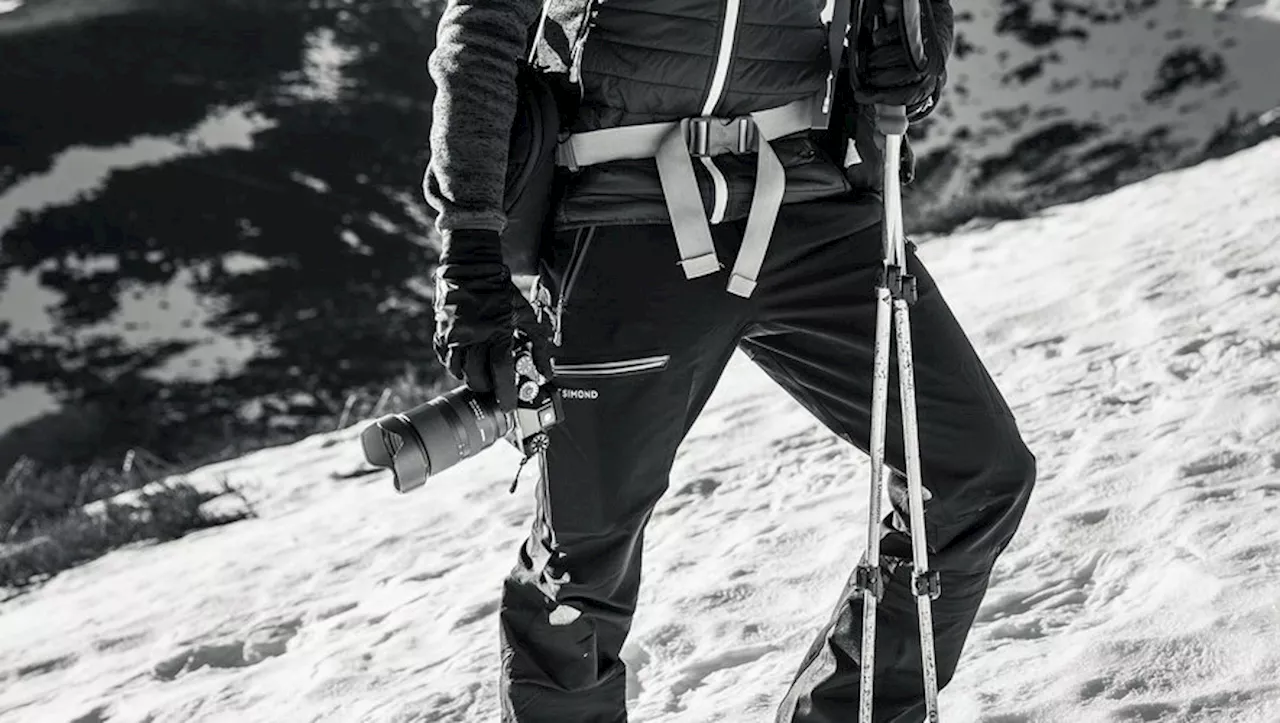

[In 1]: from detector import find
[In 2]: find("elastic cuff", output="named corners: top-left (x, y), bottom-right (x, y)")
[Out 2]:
top-left (441, 229), bottom-right (504, 265)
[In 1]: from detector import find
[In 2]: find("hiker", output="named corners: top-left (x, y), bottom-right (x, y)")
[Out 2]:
top-left (424, 0), bottom-right (1037, 720)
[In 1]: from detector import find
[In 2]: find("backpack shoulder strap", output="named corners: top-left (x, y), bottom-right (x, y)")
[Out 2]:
top-left (815, 0), bottom-right (855, 128)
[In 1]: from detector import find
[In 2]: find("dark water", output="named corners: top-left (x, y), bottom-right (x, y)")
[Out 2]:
top-left (0, 1), bottom-right (445, 466)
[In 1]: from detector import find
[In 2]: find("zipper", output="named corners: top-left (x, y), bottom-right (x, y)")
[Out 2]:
top-left (697, 0), bottom-right (744, 224)
top-left (700, 0), bottom-right (743, 116)
top-left (568, 0), bottom-right (600, 87)
top-left (553, 355), bottom-right (670, 378)
top-left (552, 226), bottom-right (597, 346)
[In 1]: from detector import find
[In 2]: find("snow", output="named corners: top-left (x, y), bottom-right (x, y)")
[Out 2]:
top-left (0, 385), bottom-right (57, 436)
top-left (0, 106), bottom-right (267, 235)
top-left (2, 141), bottom-right (1280, 722)
top-left (0, 107), bottom-right (274, 434)
top-left (915, 0), bottom-right (1280, 203)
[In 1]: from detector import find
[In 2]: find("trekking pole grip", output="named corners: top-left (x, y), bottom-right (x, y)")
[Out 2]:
top-left (875, 104), bottom-right (908, 136)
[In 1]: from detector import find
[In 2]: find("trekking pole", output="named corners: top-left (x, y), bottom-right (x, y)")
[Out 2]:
top-left (858, 102), bottom-right (942, 723)
top-left (855, 0), bottom-right (942, 715)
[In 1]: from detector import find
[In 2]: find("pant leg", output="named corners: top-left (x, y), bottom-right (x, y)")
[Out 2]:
top-left (500, 223), bottom-right (749, 722)
top-left (736, 204), bottom-right (1037, 723)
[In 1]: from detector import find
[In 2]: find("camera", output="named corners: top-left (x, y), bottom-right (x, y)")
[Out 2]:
top-left (359, 343), bottom-right (563, 493)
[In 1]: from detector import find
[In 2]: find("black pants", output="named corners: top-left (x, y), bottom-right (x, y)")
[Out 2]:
top-left (500, 195), bottom-right (1036, 722)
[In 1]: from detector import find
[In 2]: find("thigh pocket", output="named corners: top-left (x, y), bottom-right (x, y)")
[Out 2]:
top-left (553, 354), bottom-right (670, 381)
top-left (542, 352), bottom-right (683, 535)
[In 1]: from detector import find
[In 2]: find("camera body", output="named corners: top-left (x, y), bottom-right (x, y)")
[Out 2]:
top-left (360, 342), bottom-right (563, 493)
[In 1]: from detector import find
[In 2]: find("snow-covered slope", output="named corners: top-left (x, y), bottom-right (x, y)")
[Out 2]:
top-left (1, 142), bottom-right (1279, 722)
top-left (914, 0), bottom-right (1280, 203)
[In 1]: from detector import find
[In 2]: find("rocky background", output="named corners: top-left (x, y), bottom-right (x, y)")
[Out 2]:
top-left (912, 0), bottom-right (1280, 206)
top-left (1, 0), bottom-right (1277, 470)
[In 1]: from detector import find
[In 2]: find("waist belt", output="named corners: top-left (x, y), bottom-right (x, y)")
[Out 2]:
top-left (555, 96), bottom-right (817, 298)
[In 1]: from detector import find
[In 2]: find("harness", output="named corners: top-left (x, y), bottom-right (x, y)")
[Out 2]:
top-left (552, 0), bottom-right (852, 299)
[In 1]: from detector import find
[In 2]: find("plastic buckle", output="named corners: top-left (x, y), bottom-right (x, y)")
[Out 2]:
top-left (736, 117), bottom-right (758, 154)
top-left (880, 265), bottom-right (918, 305)
top-left (854, 563), bottom-right (885, 601)
top-left (913, 569), bottom-right (941, 600)
top-left (686, 117), bottom-right (756, 157)
top-left (686, 117), bottom-right (713, 157)
top-left (556, 135), bottom-right (579, 172)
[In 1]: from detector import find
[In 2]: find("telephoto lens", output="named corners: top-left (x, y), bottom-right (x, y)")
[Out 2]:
top-left (360, 344), bottom-right (564, 493)
top-left (360, 386), bottom-right (513, 493)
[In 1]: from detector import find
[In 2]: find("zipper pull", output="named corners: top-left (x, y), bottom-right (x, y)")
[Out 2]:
top-left (568, 4), bottom-right (598, 86)
top-left (569, 37), bottom-right (585, 84)
top-left (552, 298), bottom-right (565, 347)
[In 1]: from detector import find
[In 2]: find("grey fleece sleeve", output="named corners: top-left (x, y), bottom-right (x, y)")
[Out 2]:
top-left (423, 0), bottom-right (544, 235)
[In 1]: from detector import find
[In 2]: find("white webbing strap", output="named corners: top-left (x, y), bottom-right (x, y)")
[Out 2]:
top-left (727, 139), bottom-right (786, 297)
top-left (655, 123), bottom-right (722, 279)
top-left (557, 97), bottom-right (816, 295)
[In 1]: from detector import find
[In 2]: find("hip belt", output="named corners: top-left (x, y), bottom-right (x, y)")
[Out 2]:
top-left (555, 96), bottom-right (818, 298)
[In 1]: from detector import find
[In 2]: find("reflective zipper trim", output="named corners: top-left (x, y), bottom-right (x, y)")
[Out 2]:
top-left (698, 0), bottom-right (743, 220)
top-left (553, 355), bottom-right (670, 377)
top-left (701, 0), bottom-right (743, 116)
top-left (553, 226), bottom-right (597, 346)
top-left (568, 0), bottom-right (599, 88)
top-left (699, 156), bottom-right (729, 224)
top-left (569, 37), bottom-right (587, 86)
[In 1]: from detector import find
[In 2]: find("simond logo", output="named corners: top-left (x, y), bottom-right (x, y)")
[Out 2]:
top-left (560, 388), bottom-right (599, 400)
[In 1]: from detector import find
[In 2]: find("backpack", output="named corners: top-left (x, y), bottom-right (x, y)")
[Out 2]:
top-left (499, 62), bottom-right (561, 277)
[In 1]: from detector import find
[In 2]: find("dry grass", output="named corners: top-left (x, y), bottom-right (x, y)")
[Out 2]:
top-left (907, 193), bottom-right (1034, 237)
top-left (1, 456), bottom-right (253, 591)
top-left (331, 367), bottom-right (456, 432)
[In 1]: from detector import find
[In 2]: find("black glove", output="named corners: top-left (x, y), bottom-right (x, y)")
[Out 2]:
top-left (851, 0), bottom-right (953, 120)
top-left (433, 230), bottom-right (555, 412)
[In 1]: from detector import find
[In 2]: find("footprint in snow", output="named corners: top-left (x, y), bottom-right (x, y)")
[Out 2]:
top-left (977, 552), bottom-right (1102, 638)
top-left (1188, 487), bottom-right (1239, 503)
top-left (1179, 451), bottom-right (1250, 478)
top-left (662, 642), bottom-right (781, 710)
top-left (451, 599), bottom-right (499, 631)
top-left (400, 563), bottom-right (460, 583)
top-left (1223, 265), bottom-right (1269, 280)
top-left (770, 430), bottom-right (839, 457)
top-left (1062, 507), bottom-right (1110, 526)
top-left (1019, 334), bottom-right (1067, 359)
top-left (11, 652), bottom-right (77, 679)
top-left (1256, 482), bottom-right (1280, 497)
top-left (1248, 277), bottom-right (1280, 298)
top-left (67, 704), bottom-right (112, 723)
top-left (311, 600), bottom-right (359, 622)
top-left (91, 631), bottom-right (149, 653)
top-left (672, 477), bottom-right (721, 499)
top-left (151, 617), bottom-right (302, 681)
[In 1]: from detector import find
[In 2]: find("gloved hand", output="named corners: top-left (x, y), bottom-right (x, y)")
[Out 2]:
top-left (433, 230), bottom-right (555, 412)
top-left (852, 0), bottom-right (953, 120)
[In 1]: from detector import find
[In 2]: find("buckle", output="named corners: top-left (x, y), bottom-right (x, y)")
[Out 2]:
top-left (854, 563), bottom-right (885, 601)
top-left (913, 569), bottom-right (942, 600)
top-left (686, 116), bottom-right (758, 157)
